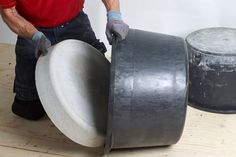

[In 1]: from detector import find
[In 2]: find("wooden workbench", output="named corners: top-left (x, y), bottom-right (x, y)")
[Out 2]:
top-left (0, 43), bottom-right (235, 157)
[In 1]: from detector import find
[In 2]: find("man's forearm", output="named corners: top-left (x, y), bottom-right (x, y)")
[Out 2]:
top-left (1, 7), bottom-right (37, 39)
top-left (102, 0), bottom-right (120, 11)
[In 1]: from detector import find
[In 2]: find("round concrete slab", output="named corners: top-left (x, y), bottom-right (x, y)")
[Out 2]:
top-left (186, 27), bottom-right (236, 55)
top-left (36, 40), bottom-right (110, 147)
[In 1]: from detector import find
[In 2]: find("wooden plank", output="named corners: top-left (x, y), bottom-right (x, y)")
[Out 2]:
top-left (0, 43), bottom-right (236, 157)
top-left (0, 145), bottom-right (68, 157)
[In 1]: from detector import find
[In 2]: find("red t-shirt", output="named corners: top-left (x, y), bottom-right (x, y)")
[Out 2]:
top-left (0, 0), bottom-right (84, 27)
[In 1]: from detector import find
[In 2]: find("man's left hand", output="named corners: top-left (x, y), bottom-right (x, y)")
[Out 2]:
top-left (106, 10), bottom-right (129, 44)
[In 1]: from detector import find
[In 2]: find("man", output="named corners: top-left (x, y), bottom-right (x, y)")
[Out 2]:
top-left (0, 0), bottom-right (129, 120)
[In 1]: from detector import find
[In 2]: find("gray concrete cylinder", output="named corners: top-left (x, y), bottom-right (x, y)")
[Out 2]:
top-left (187, 27), bottom-right (236, 114)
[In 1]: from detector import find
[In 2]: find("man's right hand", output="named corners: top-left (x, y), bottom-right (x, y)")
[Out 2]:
top-left (32, 31), bottom-right (51, 58)
top-left (1, 7), bottom-right (50, 58)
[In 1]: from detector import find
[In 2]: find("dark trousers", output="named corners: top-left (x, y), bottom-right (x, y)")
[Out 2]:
top-left (14, 11), bottom-right (107, 101)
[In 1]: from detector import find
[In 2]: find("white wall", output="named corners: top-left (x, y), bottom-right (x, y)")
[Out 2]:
top-left (1, 0), bottom-right (236, 52)
top-left (121, 0), bottom-right (236, 36)
top-left (0, 18), bottom-right (17, 44)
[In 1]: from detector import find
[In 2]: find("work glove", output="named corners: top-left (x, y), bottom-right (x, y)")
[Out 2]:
top-left (32, 31), bottom-right (51, 58)
top-left (106, 10), bottom-right (129, 44)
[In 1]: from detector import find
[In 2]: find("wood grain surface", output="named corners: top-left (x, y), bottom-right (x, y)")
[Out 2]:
top-left (0, 43), bottom-right (236, 157)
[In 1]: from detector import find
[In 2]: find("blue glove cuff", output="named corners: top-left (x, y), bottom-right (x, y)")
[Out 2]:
top-left (32, 31), bottom-right (43, 42)
top-left (107, 10), bottom-right (122, 20)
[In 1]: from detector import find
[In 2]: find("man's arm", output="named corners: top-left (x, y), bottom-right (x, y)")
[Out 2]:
top-left (0, 7), bottom-right (51, 58)
top-left (0, 7), bottom-right (37, 39)
top-left (102, 0), bottom-right (119, 11)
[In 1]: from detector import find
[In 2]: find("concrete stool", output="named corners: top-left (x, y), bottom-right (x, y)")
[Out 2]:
top-left (187, 27), bottom-right (236, 114)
